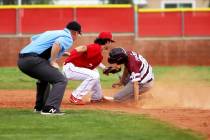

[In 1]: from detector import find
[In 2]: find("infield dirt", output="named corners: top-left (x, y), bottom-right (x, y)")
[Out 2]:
top-left (0, 80), bottom-right (210, 139)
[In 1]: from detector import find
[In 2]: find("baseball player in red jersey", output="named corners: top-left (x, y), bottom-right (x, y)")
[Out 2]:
top-left (62, 32), bottom-right (115, 105)
top-left (107, 47), bottom-right (154, 102)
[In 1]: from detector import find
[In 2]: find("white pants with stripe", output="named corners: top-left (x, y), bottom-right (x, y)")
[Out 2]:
top-left (62, 63), bottom-right (103, 100)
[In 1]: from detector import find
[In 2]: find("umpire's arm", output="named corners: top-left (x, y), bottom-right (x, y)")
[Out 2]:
top-left (50, 43), bottom-right (61, 69)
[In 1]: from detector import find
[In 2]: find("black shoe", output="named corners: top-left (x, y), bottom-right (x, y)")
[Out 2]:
top-left (41, 106), bottom-right (65, 115)
top-left (33, 106), bottom-right (42, 113)
top-left (33, 108), bottom-right (41, 113)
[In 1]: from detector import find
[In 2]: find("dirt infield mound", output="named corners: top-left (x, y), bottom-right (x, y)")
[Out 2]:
top-left (141, 81), bottom-right (210, 109)
top-left (0, 83), bottom-right (210, 139)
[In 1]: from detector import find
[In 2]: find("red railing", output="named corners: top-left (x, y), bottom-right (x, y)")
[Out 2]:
top-left (184, 11), bottom-right (210, 36)
top-left (138, 8), bottom-right (210, 37)
top-left (0, 9), bottom-right (16, 34)
top-left (76, 7), bottom-right (134, 33)
top-left (0, 6), bottom-right (210, 37)
top-left (21, 8), bottom-right (74, 33)
top-left (138, 12), bottom-right (182, 37)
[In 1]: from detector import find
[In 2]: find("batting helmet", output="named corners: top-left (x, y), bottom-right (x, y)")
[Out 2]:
top-left (108, 48), bottom-right (128, 64)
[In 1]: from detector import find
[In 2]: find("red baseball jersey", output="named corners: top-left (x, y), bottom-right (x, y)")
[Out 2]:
top-left (64, 43), bottom-right (103, 70)
top-left (125, 51), bottom-right (154, 84)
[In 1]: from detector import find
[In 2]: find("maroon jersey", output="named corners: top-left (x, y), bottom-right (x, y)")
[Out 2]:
top-left (125, 51), bottom-right (154, 84)
top-left (64, 43), bottom-right (103, 70)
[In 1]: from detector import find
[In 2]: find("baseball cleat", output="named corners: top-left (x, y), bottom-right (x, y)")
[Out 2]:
top-left (33, 108), bottom-right (41, 113)
top-left (69, 94), bottom-right (85, 105)
top-left (41, 106), bottom-right (65, 115)
top-left (33, 106), bottom-right (42, 113)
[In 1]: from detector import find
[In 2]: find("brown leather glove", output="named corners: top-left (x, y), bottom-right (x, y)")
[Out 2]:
top-left (103, 66), bottom-right (121, 75)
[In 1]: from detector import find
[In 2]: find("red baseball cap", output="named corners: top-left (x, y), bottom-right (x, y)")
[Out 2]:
top-left (98, 32), bottom-right (115, 42)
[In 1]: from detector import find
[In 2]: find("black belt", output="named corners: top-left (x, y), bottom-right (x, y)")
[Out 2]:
top-left (19, 53), bottom-right (39, 58)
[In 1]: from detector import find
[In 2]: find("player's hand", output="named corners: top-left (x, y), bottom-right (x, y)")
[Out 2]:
top-left (103, 67), bottom-right (111, 75)
top-left (63, 51), bottom-right (70, 57)
top-left (50, 61), bottom-right (60, 69)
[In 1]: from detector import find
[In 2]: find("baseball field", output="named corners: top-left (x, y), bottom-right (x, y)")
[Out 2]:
top-left (0, 66), bottom-right (210, 140)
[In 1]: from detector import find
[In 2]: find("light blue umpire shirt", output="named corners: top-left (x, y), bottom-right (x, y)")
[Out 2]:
top-left (20, 28), bottom-right (73, 59)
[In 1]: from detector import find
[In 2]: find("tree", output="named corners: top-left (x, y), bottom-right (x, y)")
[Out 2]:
top-left (0, 0), bottom-right (54, 5)
top-left (1, 0), bottom-right (16, 4)
top-left (22, 0), bottom-right (54, 4)
top-left (107, 0), bottom-right (132, 4)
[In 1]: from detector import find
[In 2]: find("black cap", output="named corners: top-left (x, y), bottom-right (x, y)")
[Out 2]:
top-left (66, 21), bottom-right (82, 34)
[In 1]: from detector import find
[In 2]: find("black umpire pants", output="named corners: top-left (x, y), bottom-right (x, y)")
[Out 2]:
top-left (17, 54), bottom-right (67, 112)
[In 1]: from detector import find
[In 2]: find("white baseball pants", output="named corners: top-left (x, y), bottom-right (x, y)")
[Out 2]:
top-left (63, 63), bottom-right (103, 100)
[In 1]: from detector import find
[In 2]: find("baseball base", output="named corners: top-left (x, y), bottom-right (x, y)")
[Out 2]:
top-left (103, 96), bottom-right (114, 101)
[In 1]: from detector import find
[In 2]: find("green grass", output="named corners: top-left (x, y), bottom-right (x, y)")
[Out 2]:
top-left (0, 67), bottom-right (208, 140)
top-left (0, 66), bottom-right (210, 89)
top-left (154, 66), bottom-right (210, 84)
top-left (0, 109), bottom-right (204, 140)
top-left (0, 67), bottom-right (120, 89)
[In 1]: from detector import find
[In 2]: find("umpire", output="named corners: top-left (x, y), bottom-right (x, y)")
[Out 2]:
top-left (17, 21), bottom-right (82, 115)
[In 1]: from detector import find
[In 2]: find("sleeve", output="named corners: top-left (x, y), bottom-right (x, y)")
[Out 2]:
top-left (86, 44), bottom-right (101, 58)
top-left (55, 36), bottom-right (73, 51)
top-left (130, 72), bottom-right (141, 82)
top-left (64, 49), bottom-right (79, 64)
top-left (128, 55), bottom-right (142, 73)
top-left (70, 49), bottom-right (79, 57)
top-left (127, 53), bottom-right (142, 83)
top-left (31, 34), bottom-right (41, 41)
top-left (98, 63), bottom-right (106, 70)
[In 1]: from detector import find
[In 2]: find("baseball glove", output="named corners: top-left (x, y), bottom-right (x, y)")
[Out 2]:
top-left (103, 66), bottom-right (121, 75)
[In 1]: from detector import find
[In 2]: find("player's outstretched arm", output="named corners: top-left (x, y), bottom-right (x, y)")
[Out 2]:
top-left (98, 63), bottom-right (106, 70)
top-left (62, 51), bottom-right (70, 57)
top-left (75, 45), bottom-right (87, 53)
top-left (112, 66), bottom-right (128, 88)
